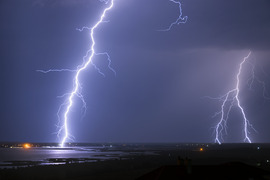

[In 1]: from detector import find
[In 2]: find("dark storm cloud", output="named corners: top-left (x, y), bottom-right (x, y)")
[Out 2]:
top-left (103, 0), bottom-right (270, 51)
top-left (32, 0), bottom-right (93, 7)
top-left (183, 0), bottom-right (270, 50)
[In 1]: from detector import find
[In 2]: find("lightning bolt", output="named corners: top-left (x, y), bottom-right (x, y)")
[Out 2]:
top-left (38, 0), bottom-right (115, 147)
top-left (59, 0), bottom-right (115, 147)
top-left (158, 0), bottom-right (188, 31)
top-left (211, 51), bottom-right (255, 144)
top-left (36, 69), bottom-right (77, 73)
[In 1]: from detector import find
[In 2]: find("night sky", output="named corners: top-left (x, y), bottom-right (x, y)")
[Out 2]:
top-left (1, 0), bottom-right (270, 143)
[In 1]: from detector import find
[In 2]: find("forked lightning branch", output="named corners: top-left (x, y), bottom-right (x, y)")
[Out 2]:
top-left (38, 0), bottom-right (115, 147)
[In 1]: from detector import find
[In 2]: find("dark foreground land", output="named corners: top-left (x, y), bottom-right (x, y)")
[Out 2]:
top-left (1, 143), bottom-right (270, 179)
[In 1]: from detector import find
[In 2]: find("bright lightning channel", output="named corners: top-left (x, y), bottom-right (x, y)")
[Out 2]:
top-left (158, 0), bottom-right (188, 31)
top-left (38, 0), bottom-right (115, 147)
top-left (59, 0), bottom-right (115, 147)
top-left (213, 51), bottom-right (254, 144)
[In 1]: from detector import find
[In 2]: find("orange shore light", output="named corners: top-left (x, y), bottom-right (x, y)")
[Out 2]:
top-left (23, 143), bottom-right (31, 149)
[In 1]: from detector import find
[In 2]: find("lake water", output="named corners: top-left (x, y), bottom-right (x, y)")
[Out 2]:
top-left (0, 146), bottom-right (131, 168)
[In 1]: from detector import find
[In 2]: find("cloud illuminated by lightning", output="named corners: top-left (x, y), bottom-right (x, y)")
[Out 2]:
top-left (158, 0), bottom-right (188, 31)
top-left (38, 0), bottom-right (115, 147)
top-left (209, 51), bottom-right (256, 144)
